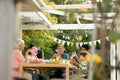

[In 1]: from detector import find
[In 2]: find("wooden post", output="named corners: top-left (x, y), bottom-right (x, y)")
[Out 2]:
top-left (0, 0), bottom-right (16, 80)
top-left (116, 14), bottom-right (120, 80)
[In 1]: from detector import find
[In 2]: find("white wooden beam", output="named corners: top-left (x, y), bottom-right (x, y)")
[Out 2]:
top-left (22, 24), bottom-right (95, 30)
top-left (76, 13), bottom-right (115, 19)
top-left (19, 12), bottom-right (115, 23)
top-left (42, 4), bottom-right (97, 10)
top-left (22, 24), bottom-right (49, 30)
top-left (33, 0), bottom-right (42, 9)
top-left (43, 8), bottom-right (115, 20)
top-left (33, 0), bottom-right (52, 27)
top-left (18, 12), bottom-right (43, 22)
top-left (43, 10), bottom-right (65, 15)
top-left (37, 12), bottom-right (52, 27)
top-left (22, 23), bottom-right (112, 30)
top-left (50, 24), bottom-right (95, 30)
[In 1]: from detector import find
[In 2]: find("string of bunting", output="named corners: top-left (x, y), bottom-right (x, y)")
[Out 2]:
top-left (54, 36), bottom-right (109, 48)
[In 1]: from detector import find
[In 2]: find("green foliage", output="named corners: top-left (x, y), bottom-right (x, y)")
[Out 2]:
top-left (71, 42), bottom-right (78, 52)
top-left (97, 0), bottom-right (113, 13)
top-left (114, 0), bottom-right (120, 13)
top-left (109, 30), bottom-right (120, 43)
top-left (22, 30), bottom-right (57, 58)
top-left (64, 42), bottom-right (71, 53)
top-left (44, 12), bottom-right (58, 24)
top-left (54, 30), bottom-right (92, 42)
top-left (96, 41), bottom-right (101, 50)
top-left (56, 15), bottom-right (66, 24)
top-left (49, 0), bottom-right (65, 4)
top-left (43, 0), bottom-right (49, 5)
top-left (68, 12), bottom-right (76, 23)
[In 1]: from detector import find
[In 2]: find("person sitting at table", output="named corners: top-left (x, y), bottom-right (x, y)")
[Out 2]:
top-left (70, 44), bottom-right (90, 62)
top-left (12, 39), bottom-right (26, 78)
top-left (81, 43), bottom-right (91, 54)
top-left (25, 44), bottom-right (46, 80)
top-left (50, 44), bottom-right (69, 79)
top-left (71, 51), bottom-right (89, 78)
top-left (25, 44), bottom-right (43, 63)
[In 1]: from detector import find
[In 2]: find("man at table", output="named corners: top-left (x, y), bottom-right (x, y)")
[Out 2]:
top-left (50, 44), bottom-right (69, 79)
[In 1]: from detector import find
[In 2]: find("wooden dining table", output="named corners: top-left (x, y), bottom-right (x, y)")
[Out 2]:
top-left (19, 63), bottom-right (73, 80)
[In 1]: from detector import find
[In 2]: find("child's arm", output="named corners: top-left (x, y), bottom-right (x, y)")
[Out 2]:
top-left (25, 49), bottom-right (31, 61)
top-left (72, 58), bottom-right (80, 68)
top-left (74, 55), bottom-right (81, 63)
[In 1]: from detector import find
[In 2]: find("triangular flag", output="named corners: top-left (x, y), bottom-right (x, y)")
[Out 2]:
top-left (62, 40), bottom-right (66, 45)
top-left (54, 38), bottom-right (57, 41)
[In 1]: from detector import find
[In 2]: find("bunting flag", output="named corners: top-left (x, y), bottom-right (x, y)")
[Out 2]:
top-left (97, 40), bottom-right (101, 43)
top-left (54, 37), bottom-right (57, 41)
top-left (76, 43), bottom-right (79, 48)
top-left (94, 41), bottom-right (96, 45)
top-left (58, 39), bottom-right (61, 43)
top-left (66, 41), bottom-right (70, 46)
top-left (54, 36), bottom-right (109, 47)
top-left (62, 40), bottom-right (66, 45)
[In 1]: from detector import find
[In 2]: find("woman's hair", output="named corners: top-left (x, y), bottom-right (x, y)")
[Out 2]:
top-left (28, 44), bottom-right (36, 55)
top-left (14, 39), bottom-right (24, 49)
top-left (29, 44), bottom-right (36, 49)
top-left (82, 44), bottom-right (90, 51)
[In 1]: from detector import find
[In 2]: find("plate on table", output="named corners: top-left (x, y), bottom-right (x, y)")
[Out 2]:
top-left (42, 60), bottom-right (50, 63)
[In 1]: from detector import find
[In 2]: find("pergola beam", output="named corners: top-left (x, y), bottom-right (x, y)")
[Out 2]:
top-left (43, 9), bottom-right (65, 15)
top-left (42, 4), bottom-right (96, 10)
top-left (33, 0), bottom-right (52, 27)
top-left (22, 24), bottom-right (49, 30)
top-left (50, 24), bottom-right (95, 30)
top-left (21, 23), bottom-right (111, 30)
top-left (37, 12), bottom-right (52, 27)
top-left (19, 12), bottom-right (114, 26)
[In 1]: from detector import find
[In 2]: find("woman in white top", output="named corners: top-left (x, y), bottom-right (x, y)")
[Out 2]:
top-left (25, 44), bottom-right (43, 63)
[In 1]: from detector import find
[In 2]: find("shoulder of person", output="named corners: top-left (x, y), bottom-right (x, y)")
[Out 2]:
top-left (62, 53), bottom-right (69, 56)
top-left (14, 49), bottom-right (19, 52)
top-left (61, 53), bottom-right (69, 59)
top-left (13, 49), bottom-right (21, 55)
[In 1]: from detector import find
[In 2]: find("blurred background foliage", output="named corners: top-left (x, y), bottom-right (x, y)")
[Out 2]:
top-left (22, 30), bottom-right (57, 59)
